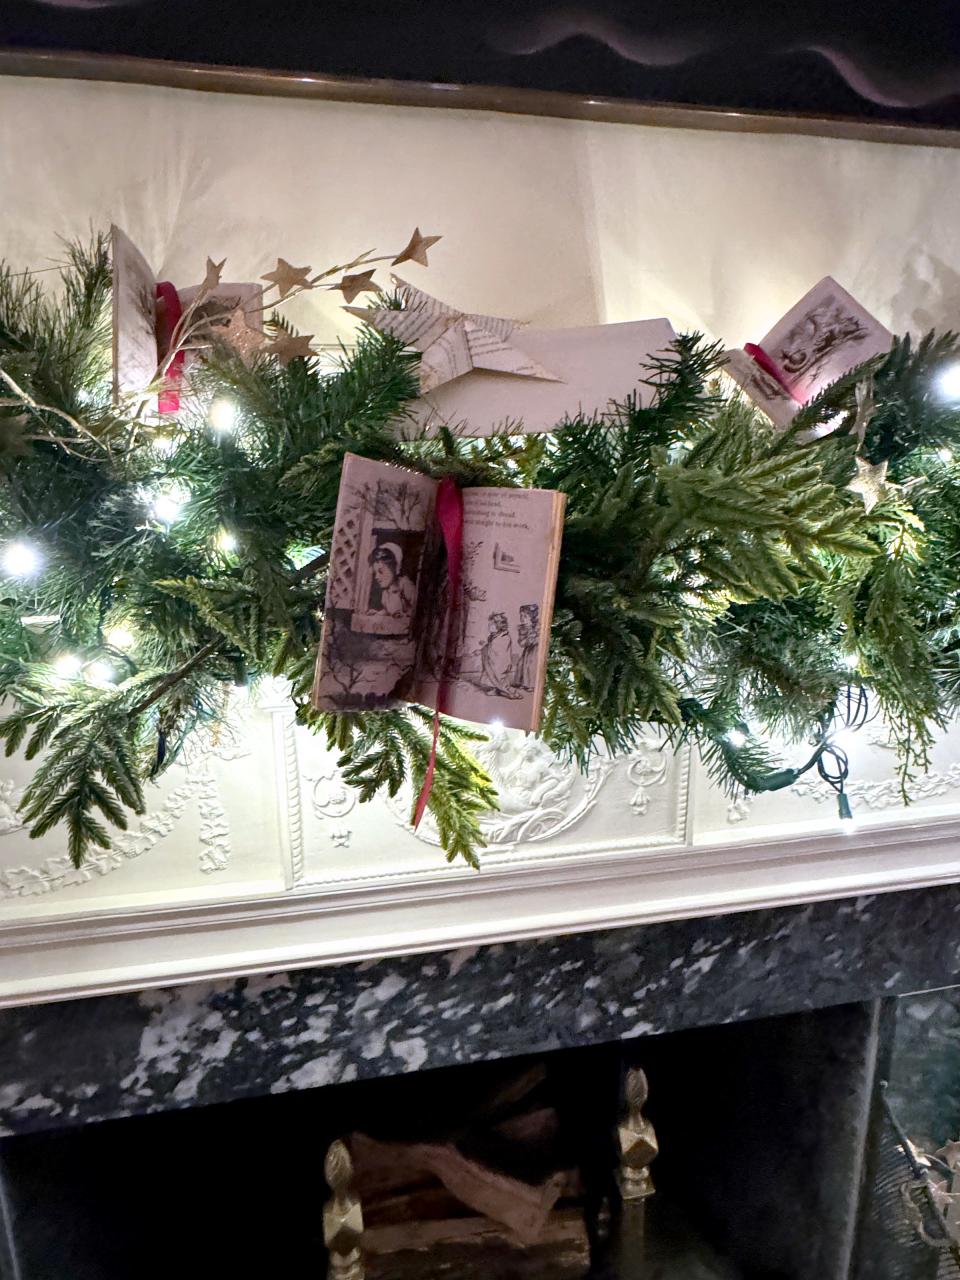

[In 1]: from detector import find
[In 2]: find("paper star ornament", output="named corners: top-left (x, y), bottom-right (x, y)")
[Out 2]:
top-left (200, 256), bottom-right (226, 295)
top-left (219, 306), bottom-right (267, 364)
top-left (268, 330), bottom-right (315, 366)
top-left (347, 278), bottom-right (562, 393)
top-left (848, 456), bottom-right (889, 512)
top-left (261, 258), bottom-right (313, 300)
top-left (337, 269), bottom-right (379, 304)
top-left (392, 228), bottom-right (441, 268)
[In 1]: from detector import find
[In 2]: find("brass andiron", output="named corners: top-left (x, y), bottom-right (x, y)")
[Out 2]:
top-left (324, 1139), bottom-right (365, 1280)
top-left (610, 1065), bottom-right (659, 1276)
top-left (618, 1066), bottom-right (658, 1203)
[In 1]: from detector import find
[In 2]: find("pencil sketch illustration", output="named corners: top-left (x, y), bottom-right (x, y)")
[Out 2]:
top-left (314, 462), bottom-right (563, 731)
top-left (773, 292), bottom-right (873, 387)
top-left (314, 461), bottom-right (436, 709)
top-left (448, 584), bottom-right (541, 703)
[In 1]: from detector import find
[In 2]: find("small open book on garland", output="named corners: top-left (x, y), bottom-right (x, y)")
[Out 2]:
top-left (312, 454), bottom-right (566, 731)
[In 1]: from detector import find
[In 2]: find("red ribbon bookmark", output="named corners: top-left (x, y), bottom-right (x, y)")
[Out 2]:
top-left (413, 476), bottom-right (464, 830)
top-left (155, 282), bottom-right (185, 415)
top-left (743, 342), bottom-right (803, 404)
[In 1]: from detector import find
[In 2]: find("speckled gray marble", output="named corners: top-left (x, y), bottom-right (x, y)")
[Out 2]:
top-left (886, 985), bottom-right (960, 1151)
top-left (2, 884), bottom-right (960, 1137)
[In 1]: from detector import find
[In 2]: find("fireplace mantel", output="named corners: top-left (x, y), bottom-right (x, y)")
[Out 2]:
top-left (2, 690), bottom-right (960, 1007)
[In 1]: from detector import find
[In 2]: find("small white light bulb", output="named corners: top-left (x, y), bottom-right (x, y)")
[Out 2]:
top-left (86, 660), bottom-right (115, 686)
top-left (54, 653), bottom-right (83, 679)
top-left (2, 541), bottom-right (41, 579)
top-left (840, 815), bottom-right (857, 836)
top-left (938, 447), bottom-right (954, 464)
top-left (151, 487), bottom-right (188, 525)
top-left (105, 625), bottom-right (134, 650)
top-left (937, 363), bottom-right (960, 402)
top-left (216, 528), bottom-right (238, 553)
top-left (152, 434), bottom-right (177, 458)
top-left (725, 728), bottom-right (747, 748)
top-left (489, 719), bottom-right (505, 731)
top-left (841, 652), bottom-right (859, 671)
top-left (208, 398), bottom-right (237, 434)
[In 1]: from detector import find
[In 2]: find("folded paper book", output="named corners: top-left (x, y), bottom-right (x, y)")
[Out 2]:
top-left (311, 454), bottom-right (566, 733)
top-left (723, 276), bottom-right (892, 428)
top-left (348, 279), bottom-right (677, 437)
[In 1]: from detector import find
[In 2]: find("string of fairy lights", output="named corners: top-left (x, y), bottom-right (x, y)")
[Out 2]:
top-left (4, 347), bottom-right (960, 837)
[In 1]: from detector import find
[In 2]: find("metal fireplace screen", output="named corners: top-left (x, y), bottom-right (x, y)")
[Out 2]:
top-left (864, 1111), bottom-right (960, 1279)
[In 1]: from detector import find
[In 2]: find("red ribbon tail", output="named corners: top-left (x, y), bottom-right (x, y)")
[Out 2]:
top-left (744, 342), bottom-right (803, 404)
top-left (412, 477), bottom-right (464, 830)
top-left (413, 709), bottom-right (441, 830)
top-left (155, 282), bottom-right (185, 415)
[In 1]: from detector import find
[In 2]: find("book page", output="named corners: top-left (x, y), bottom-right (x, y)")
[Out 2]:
top-left (413, 318), bottom-right (676, 435)
top-left (760, 277), bottom-right (892, 404)
top-left (420, 487), bottom-right (565, 733)
top-left (111, 225), bottom-right (158, 402)
top-left (722, 348), bottom-right (798, 429)
top-left (312, 454), bottom-right (439, 711)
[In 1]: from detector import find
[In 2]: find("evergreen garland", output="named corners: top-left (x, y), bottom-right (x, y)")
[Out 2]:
top-left (1, 232), bottom-right (959, 868)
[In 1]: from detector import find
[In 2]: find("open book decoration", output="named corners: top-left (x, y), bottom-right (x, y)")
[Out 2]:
top-left (312, 454), bottom-right (566, 733)
top-left (348, 279), bottom-right (676, 437)
top-left (111, 225), bottom-right (264, 402)
top-left (723, 277), bottom-right (892, 429)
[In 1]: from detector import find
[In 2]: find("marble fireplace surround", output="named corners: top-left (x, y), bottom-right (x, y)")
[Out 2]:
top-left (2, 882), bottom-right (959, 1140)
top-left (1, 884), bottom-right (959, 1278)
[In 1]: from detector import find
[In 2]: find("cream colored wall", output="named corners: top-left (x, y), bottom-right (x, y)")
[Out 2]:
top-left (2, 74), bottom-right (958, 351)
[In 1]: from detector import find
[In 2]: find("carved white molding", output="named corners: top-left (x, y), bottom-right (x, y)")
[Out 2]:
top-left (1, 810), bottom-right (959, 1008)
top-left (0, 688), bottom-right (959, 1006)
top-left (0, 763), bottom-right (224, 900)
top-left (0, 714), bottom-right (251, 899)
top-left (287, 715), bottom-right (691, 887)
top-left (388, 726), bottom-right (622, 850)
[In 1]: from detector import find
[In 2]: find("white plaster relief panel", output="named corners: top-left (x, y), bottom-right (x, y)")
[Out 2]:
top-left (289, 719), bottom-right (689, 888)
top-left (0, 694), bottom-right (285, 919)
top-left (691, 720), bottom-right (960, 844)
top-left (1, 681), bottom-right (959, 925)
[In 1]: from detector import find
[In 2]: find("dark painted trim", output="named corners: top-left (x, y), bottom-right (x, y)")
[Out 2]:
top-left (3, 48), bottom-right (960, 150)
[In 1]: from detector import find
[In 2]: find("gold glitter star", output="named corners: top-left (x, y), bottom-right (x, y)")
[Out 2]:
top-left (336, 269), bottom-right (379, 304)
top-left (261, 258), bottom-right (313, 300)
top-left (267, 330), bottom-right (315, 366)
top-left (218, 306), bottom-right (266, 365)
top-left (848, 456), bottom-right (889, 513)
top-left (392, 227), bottom-right (442, 268)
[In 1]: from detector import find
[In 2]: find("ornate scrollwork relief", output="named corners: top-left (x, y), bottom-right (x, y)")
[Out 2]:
top-left (725, 757), bottom-right (960, 824)
top-left (0, 716), bottom-right (248, 898)
top-left (373, 727), bottom-right (673, 850)
top-left (626, 738), bottom-right (669, 815)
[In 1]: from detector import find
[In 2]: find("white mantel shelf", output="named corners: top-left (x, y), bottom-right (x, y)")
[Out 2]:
top-left (1, 695), bottom-right (959, 1007)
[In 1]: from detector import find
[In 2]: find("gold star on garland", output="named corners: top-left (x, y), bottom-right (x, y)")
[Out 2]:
top-left (200, 256), bottom-right (226, 294)
top-left (848, 456), bottom-right (889, 513)
top-left (392, 228), bottom-right (442, 268)
top-left (267, 330), bottom-right (315, 366)
top-left (219, 307), bottom-right (267, 365)
top-left (336, 269), bottom-right (379, 304)
top-left (261, 258), bottom-right (313, 300)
